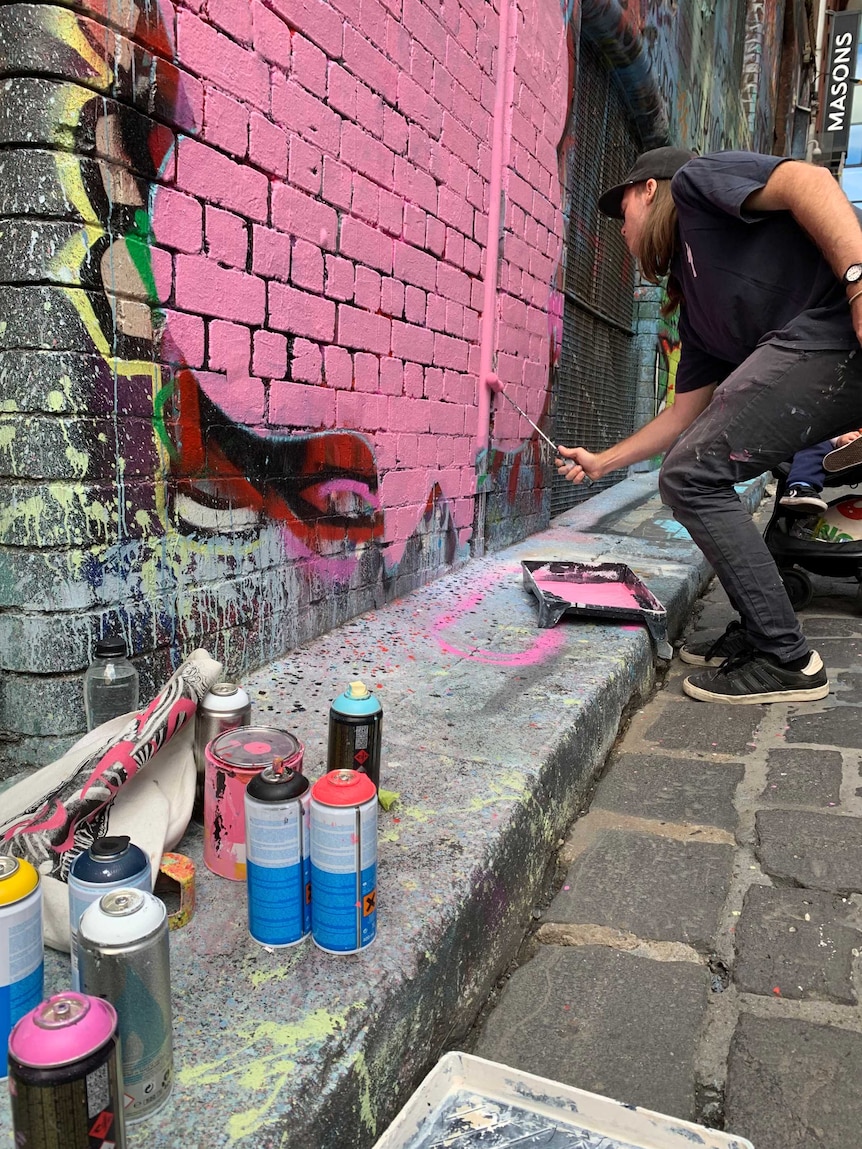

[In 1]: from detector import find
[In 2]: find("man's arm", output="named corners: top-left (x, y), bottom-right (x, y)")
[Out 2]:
top-left (745, 161), bottom-right (862, 342)
top-left (556, 386), bottom-right (715, 483)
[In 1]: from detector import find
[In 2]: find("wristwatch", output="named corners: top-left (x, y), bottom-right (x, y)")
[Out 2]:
top-left (843, 263), bottom-right (862, 285)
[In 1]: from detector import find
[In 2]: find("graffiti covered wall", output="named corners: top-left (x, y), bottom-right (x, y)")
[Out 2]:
top-left (0, 0), bottom-right (567, 767)
top-left (0, 0), bottom-right (804, 767)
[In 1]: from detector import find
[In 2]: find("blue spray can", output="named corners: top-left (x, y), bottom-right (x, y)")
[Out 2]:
top-left (68, 836), bottom-right (151, 991)
top-left (327, 681), bottom-right (382, 788)
top-left (244, 764), bottom-right (311, 947)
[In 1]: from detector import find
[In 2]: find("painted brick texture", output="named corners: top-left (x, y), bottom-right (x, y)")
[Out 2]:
top-left (1, 0), bottom-right (770, 763)
top-left (0, 0), bottom-right (570, 762)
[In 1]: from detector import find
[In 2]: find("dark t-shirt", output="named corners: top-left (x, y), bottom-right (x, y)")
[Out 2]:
top-left (670, 151), bottom-right (859, 393)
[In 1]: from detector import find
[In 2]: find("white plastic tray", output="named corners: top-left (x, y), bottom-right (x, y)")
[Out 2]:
top-left (373, 1052), bottom-right (754, 1149)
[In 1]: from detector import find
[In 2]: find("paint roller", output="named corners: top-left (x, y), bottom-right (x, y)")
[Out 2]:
top-left (485, 375), bottom-right (592, 485)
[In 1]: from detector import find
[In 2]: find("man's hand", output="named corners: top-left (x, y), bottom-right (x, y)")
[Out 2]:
top-left (556, 445), bottom-right (602, 483)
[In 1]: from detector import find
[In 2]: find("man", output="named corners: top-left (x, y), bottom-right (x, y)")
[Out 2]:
top-left (556, 147), bottom-right (862, 704)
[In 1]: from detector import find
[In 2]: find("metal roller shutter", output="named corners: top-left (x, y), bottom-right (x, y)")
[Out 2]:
top-left (551, 36), bottom-right (640, 515)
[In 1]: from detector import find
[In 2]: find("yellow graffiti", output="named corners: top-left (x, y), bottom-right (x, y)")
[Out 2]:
top-left (351, 1051), bottom-right (377, 1134)
top-left (65, 445), bottom-right (89, 477)
top-left (0, 486), bottom-right (113, 547)
top-left (178, 1008), bottom-right (357, 1143)
top-left (465, 771), bottom-right (529, 812)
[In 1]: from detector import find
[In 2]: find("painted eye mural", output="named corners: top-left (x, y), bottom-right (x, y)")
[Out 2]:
top-left (4, 0), bottom-right (489, 695)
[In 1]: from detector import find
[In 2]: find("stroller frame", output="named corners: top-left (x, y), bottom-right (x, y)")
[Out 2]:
top-left (763, 462), bottom-right (862, 609)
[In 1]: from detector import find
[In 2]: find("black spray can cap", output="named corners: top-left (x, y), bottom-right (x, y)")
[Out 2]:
top-left (246, 764), bottom-right (310, 803)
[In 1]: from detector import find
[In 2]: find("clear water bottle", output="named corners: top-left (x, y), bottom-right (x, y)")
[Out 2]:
top-left (84, 637), bottom-right (140, 730)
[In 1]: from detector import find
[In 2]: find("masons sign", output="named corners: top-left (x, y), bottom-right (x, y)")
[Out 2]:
top-left (821, 10), bottom-right (860, 157)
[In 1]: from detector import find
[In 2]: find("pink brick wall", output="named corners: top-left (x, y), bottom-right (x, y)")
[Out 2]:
top-left (154, 0), bottom-right (564, 563)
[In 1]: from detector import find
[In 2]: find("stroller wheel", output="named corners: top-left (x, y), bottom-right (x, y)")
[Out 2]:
top-left (781, 568), bottom-right (813, 610)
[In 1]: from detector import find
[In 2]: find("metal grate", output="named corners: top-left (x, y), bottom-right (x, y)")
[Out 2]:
top-left (551, 36), bottom-right (640, 516)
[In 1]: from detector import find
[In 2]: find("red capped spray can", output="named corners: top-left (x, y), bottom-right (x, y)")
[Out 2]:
top-left (77, 888), bottom-right (172, 1122)
top-left (327, 681), bottom-right (382, 787)
top-left (8, 992), bottom-right (126, 1148)
top-left (204, 726), bottom-right (304, 881)
top-left (310, 769), bottom-right (377, 953)
top-left (1, 855), bottom-right (44, 1068)
top-left (244, 764), bottom-right (311, 948)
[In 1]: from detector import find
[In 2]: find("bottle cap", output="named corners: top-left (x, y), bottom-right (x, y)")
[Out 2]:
top-left (94, 637), bottom-right (128, 659)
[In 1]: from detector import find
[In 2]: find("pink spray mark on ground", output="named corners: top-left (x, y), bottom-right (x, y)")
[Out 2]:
top-left (532, 578), bottom-right (642, 609)
top-left (431, 569), bottom-right (567, 666)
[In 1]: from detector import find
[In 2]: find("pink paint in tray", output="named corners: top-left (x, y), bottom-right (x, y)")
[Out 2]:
top-left (521, 560), bottom-right (671, 659)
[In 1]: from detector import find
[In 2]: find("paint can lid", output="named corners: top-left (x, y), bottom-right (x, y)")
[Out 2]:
top-left (71, 836), bottom-right (150, 885)
top-left (209, 726), bottom-right (303, 771)
top-left (200, 681), bottom-right (251, 715)
top-left (0, 854), bottom-right (39, 904)
top-left (312, 768), bottom-right (377, 806)
top-left (247, 765), bottom-right (310, 803)
top-left (9, 993), bottom-right (117, 1068)
top-left (331, 681), bottom-right (382, 718)
top-left (79, 887), bottom-right (166, 947)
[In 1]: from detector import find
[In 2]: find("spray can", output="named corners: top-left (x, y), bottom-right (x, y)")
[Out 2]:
top-left (0, 855), bottom-right (44, 1068)
top-left (204, 726), bottom-right (304, 881)
top-left (68, 835), bottom-right (152, 991)
top-left (8, 992), bottom-right (126, 1148)
top-left (244, 765), bottom-right (311, 947)
top-left (78, 888), bottom-right (172, 1122)
top-left (310, 769), bottom-right (377, 954)
top-left (194, 681), bottom-right (252, 811)
top-left (327, 681), bottom-right (382, 787)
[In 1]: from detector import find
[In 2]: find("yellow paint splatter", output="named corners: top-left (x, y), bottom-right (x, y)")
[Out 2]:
top-left (46, 390), bottom-right (66, 411)
top-left (0, 424), bottom-right (16, 451)
top-left (178, 1008), bottom-right (359, 1143)
top-left (401, 805), bottom-right (432, 824)
top-left (65, 445), bottom-right (89, 477)
top-left (465, 771), bottom-right (528, 812)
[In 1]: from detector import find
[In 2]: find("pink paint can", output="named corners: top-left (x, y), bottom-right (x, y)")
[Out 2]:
top-left (203, 725), bottom-right (304, 880)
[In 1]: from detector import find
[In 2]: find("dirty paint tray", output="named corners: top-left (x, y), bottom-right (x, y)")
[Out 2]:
top-left (521, 560), bottom-right (672, 660)
top-left (373, 1051), bottom-right (754, 1149)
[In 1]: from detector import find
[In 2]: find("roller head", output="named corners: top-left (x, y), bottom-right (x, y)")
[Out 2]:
top-left (485, 373), bottom-right (502, 393)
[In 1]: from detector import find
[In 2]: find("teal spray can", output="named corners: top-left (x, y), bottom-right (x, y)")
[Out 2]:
top-left (326, 681), bottom-right (382, 788)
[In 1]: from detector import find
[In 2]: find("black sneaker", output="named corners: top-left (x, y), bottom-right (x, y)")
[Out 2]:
top-left (779, 484), bottom-right (827, 513)
top-left (679, 620), bottom-right (752, 667)
top-left (683, 650), bottom-right (829, 705)
top-left (823, 436), bottom-right (862, 473)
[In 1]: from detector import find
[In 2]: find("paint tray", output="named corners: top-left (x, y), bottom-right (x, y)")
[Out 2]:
top-left (373, 1051), bottom-right (754, 1149)
top-left (521, 560), bottom-right (672, 660)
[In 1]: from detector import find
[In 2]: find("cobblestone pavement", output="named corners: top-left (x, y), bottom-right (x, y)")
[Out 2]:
top-left (473, 568), bottom-right (862, 1149)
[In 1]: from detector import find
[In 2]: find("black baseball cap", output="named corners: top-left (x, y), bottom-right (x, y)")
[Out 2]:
top-left (598, 146), bottom-right (695, 219)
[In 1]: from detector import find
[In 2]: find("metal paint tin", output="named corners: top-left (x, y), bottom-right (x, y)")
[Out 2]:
top-left (77, 888), bottom-right (172, 1123)
top-left (8, 992), bottom-right (126, 1149)
top-left (327, 681), bottom-right (382, 788)
top-left (194, 681), bottom-right (252, 808)
top-left (0, 854), bottom-right (44, 1071)
top-left (69, 835), bottom-right (152, 991)
top-left (204, 725), bottom-right (304, 881)
top-left (310, 769), bottom-right (377, 954)
top-left (245, 766), bottom-right (311, 947)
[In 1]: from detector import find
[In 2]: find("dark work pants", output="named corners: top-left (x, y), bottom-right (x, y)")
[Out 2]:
top-left (659, 342), bottom-right (862, 662)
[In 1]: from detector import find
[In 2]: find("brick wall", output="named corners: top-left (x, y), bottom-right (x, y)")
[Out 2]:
top-left (0, 0), bottom-right (566, 770)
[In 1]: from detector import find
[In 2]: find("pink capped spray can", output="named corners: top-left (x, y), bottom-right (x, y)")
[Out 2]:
top-left (8, 992), bottom-right (126, 1148)
top-left (204, 726), bottom-right (304, 880)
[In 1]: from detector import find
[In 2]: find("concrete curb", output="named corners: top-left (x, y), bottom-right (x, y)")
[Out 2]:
top-left (1, 473), bottom-right (767, 1148)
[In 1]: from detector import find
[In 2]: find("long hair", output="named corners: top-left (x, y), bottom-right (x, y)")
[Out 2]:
top-left (634, 181), bottom-right (681, 316)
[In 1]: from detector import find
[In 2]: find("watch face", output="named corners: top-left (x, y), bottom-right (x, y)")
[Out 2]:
top-left (845, 264), bottom-right (862, 284)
